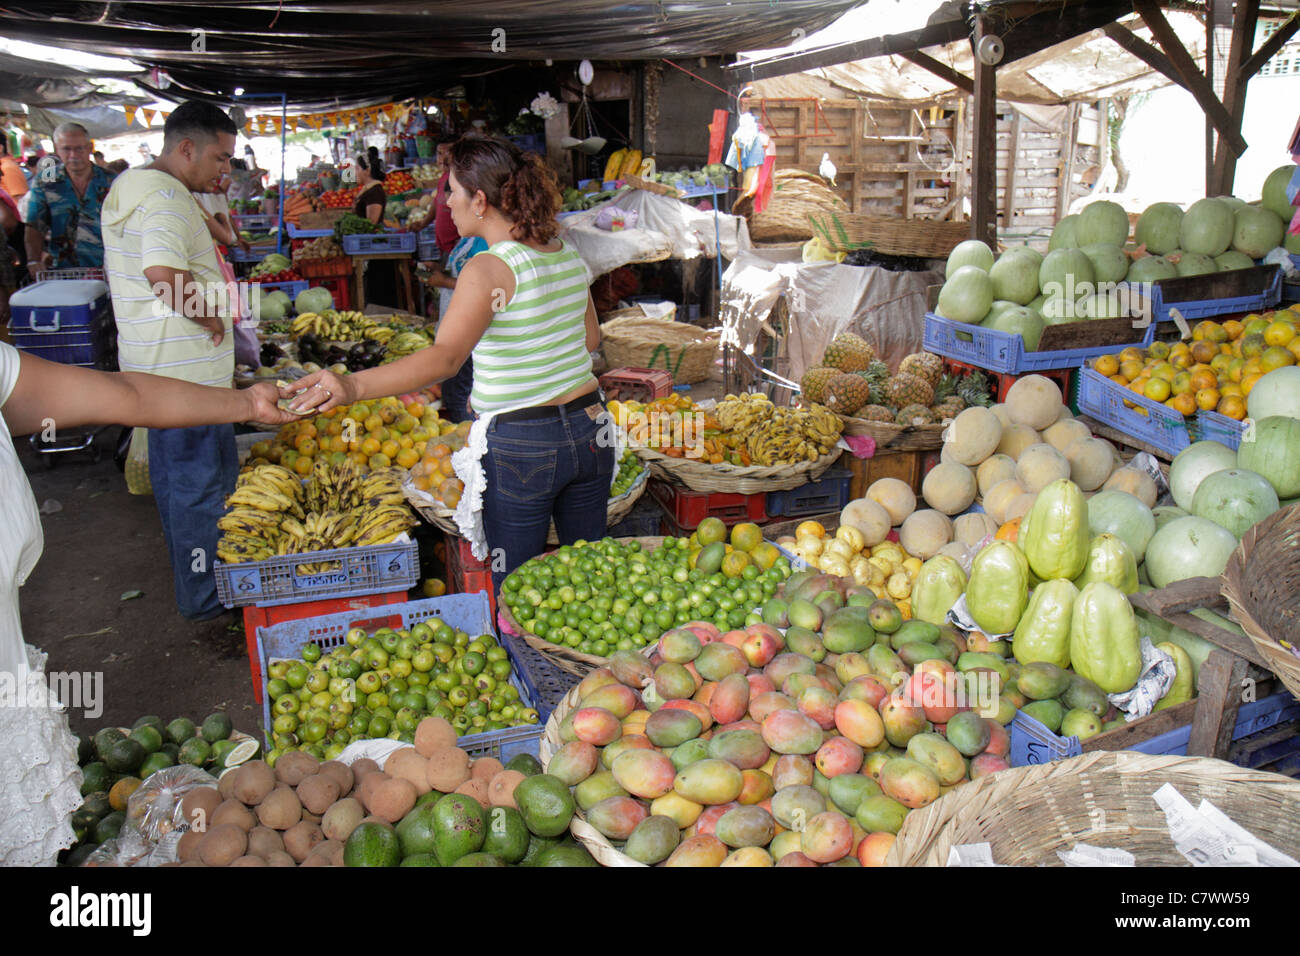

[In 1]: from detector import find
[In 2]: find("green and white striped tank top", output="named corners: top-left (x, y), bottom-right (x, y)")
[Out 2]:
top-left (470, 239), bottom-right (594, 414)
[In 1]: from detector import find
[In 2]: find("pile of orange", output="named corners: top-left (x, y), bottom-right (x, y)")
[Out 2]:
top-left (247, 396), bottom-right (457, 476)
top-left (1091, 305), bottom-right (1300, 421)
top-left (409, 421), bottom-right (473, 509)
top-left (611, 394), bottom-right (752, 466)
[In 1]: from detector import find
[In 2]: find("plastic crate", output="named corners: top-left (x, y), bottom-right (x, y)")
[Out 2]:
top-left (649, 478), bottom-right (767, 530)
top-left (1010, 691), bottom-right (1300, 766)
top-left (214, 539), bottom-right (419, 608)
top-left (342, 232), bottom-right (417, 255)
top-left (310, 275), bottom-right (351, 311)
top-left (417, 238), bottom-right (440, 261)
top-left (923, 312), bottom-right (1155, 375)
top-left (287, 223), bottom-right (334, 238)
top-left (1230, 719), bottom-right (1300, 777)
top-left (1195, 409), bottom-right (1246, 450)
top-left (765, 468), bottom-right (852, 518)
top-left (241, 590), bottom-right (409, 704)
top-left (1076, 366), bottom-right (1193, 457)
top-left (498, 632), bottom-right (580, 725)
top-left (233, 213), bottom-right (276, 231)
top-left (297, 256), bottom-right (353, 280)
top-left (445, 534), bottom-right (496, 619)
top-left (1145, 264), bottom-right (1282, 324)
top-left (251, 278), bottom-right (308, 301)
top-left (598, 367), bottom-right (675, 402)
top-left (255, 593), bottom-right (542, 756)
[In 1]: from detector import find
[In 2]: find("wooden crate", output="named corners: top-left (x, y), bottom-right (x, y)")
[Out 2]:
top-left (297, 209), bottom-right (348, 229)
top-left (841, 449), bottom-right (933, 500)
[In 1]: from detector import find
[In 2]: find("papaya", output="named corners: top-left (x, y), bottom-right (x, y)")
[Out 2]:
top-left (1020, 479), bottom-right (1089, 582)
top-left (1068, 582), bottom-right (1142, 694)
top-left (1011, 579), bottom-right (1077, 669)
top-left (910, 556), bottom-right (967, 627)
top-left (1072, 534), bottom-right (1139, 595)
top-left (1153, 642), bottom-right (1194, 711)
top-left (965, 541), bottom-right (1029, 635)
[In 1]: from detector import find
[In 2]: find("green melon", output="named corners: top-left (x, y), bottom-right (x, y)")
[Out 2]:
top-left (1134, 202), bottom-right (1184, 255)
top-left (1237, 415), bottom-right (1300, 499)
top-left (937, 265), bottom-right (995, 323)
top-left (1179, 198), bottom-right (1235, 257)
top-left (1261, 165), bottom-right (1297, 223)
top-left (1076, 201), bottom-right (1130, 247)
top-left (1231, 205), bottom-right (1285, 259)
top-left (1190, 468), bottom-right (1278, 539)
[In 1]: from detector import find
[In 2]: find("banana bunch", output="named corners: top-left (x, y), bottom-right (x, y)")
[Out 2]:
top-left (362, 325), bottom-right (395, 344)
top-left (745, 404), bottom-right (843, 466)
top-left (291, 309), bottom-right (386, 341)
top-left (383, 330), bottom-right (433, 360)
top-left (217, 465), bottom-right (304, 562)
top-left (352, 505), bottom-right (418, 547)
top-left (716, 392), bottom-right (775, 434)
top-left (307, 456), bottom-right (364, 512)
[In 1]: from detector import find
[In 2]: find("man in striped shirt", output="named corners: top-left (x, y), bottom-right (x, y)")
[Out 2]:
top-left (101, 101), bottom-right (240, 621)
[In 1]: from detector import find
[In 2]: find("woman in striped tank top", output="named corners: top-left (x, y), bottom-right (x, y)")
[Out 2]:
top-left (287, 135), bottom-right (614, 588)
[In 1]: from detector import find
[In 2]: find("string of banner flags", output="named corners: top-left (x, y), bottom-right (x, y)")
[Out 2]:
top-left (118, 101), bottom-right (431, 135)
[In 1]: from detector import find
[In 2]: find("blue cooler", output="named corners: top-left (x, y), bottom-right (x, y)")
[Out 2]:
top-left (8, 279), bottom-right (116, 369)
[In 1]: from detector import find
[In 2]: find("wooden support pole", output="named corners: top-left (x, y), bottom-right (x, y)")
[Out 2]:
top-left (1211, 0), bottom-right (1260, 196)
top-left (1103, 23), bottom-right (1188, 92)
top-left (1239, 9), bottom-right (1300, 78)
top-left (971, 17), bottom-right (998, 246)
top-left (900, 50), bottom-right (974, 94)
top-left (1003, 110), bottom-right (1021, 228)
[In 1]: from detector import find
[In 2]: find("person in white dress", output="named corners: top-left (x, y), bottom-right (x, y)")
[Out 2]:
top-left (0, 342), bottom-right (295, 865)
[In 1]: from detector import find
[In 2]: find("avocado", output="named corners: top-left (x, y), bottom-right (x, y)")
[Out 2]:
top-left (533, 843), bottom-right (599, 867)
top-left (451, 852), bottom-right (507, 866)
top-left (432, 794), bottom-right (486, 866)
top-left (504, 752), bottom-right (543, 777)
top-left (80, 763), bottom-right (112, 797)
top-left (481, 806), bottom-right (530, 864)
top-left (394, 802), bottom-right (439, 858)
top-left (94, 811), bottom-right (125, 844)
top-left (343, 821), bottom-right (401, 867)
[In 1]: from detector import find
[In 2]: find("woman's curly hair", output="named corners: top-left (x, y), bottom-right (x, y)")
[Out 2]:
top-left (449, 134), bottom-right (561, 244)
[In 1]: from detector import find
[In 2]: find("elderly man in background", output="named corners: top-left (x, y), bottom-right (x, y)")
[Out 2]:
top-left (25, 122), bottom-right (114, 273)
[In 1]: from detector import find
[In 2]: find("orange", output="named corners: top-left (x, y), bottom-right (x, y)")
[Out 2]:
top-left (297, 422), bottom-right (318, 440)
top-left (394, 414), bottom-right (417, 434)
top-left (1243, 317), bottom-right (1270, 337)
top-left (412, 473), bottom-right (434, 492)
top-left (1119, 359), bottom-right (1145, 381)
top-left (346, 403), bottom-right (370, 423)
top-left (1219, 381), bottom-right (1243, 398)
top-left (1190, 340), bottom-right (1218, 365)
top-left (1205, 323), bottom-right (1229, 344)
top-left (1167, 392), bottom-right (1196, 416)
top-left (294, 455), bottom-right (314, 476)
top-left (1240, 333), bottom-right (1267, 359)
top-left (1217, 394), bottom-right (1247, 420)
top-left (1228, 357), bottom-right (1246, 382)
top-left (1118, 346), bottom-right (1145, 365)
top-left (395, 448), bottom-right (420, 469)
top-left (996, 517), bottom-right (1022, 542)
top-left (1191, 320), bottom-right (1214, 341)
top-left (1170, 371), bottom-right (1193, 395)
top-left (1110, 373), bottom-right (1130, 386)
top-left (1149, 362), bottom-right (1177, 381)
top-left (1241, 372), bottom-right (1264, 396)
top-left (294, 436), bottom-right (318, 457)
top-left (1289, 338), bottom-right (1300, 362)
top-left (1170, 350), bottom-right (1193, 369)
top-left (1221, 319), bottom-right (1244, 340)
top-left (1143, 378), bottom-right (1171, 402)
top-left (1210, 353), bottom-right (1234, 375)
top-left (1189, 368), bottom-right (1218, 392)
top-left (430, 442), bottom-right (452, 459)
top-left (380, 439), bottom-right (400, 460)
top-left (404, 401), bottom-right (425, 418)
top-left (1264, 320), bottom-right (1296, 348)
top-left (1260, 346), bottom-right (1296, 372)
top-left (1195, 387), bottom-right (1220, 411)
top-left (1147, 340), bottom-right (1171, 359)
top-left (1094, 354), bottom-right (1119, 377)
top-left (364, 414), bottom-right (384, 433)
top-left (1241, 357), bottom-right (1263, 380)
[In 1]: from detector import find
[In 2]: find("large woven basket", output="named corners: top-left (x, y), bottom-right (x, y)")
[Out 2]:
top-left (807, 210), bottom-right (970, 259)
top-left (1221, 502), bottom-right (1300, 701)
top-left (601, 312), bottom-right (720, 385)
top-left (737, 169), bottom-right (847, 243)
top-left (885, 750), bottom-right (1300, 866)
top-left (630, 443), bottom-right (840, 494)
top-left (838, 414), bottom-right (949, 452)
top-left (497, 536), bottom-right (666, 678)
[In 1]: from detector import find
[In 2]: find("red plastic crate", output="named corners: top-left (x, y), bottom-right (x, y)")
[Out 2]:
top-left (598, 367), bottom-right (674, 402)
top-left (648, 478), bottom-right (767, 530)
top-left (310, 275), bottom-right (351, 311)
top-left (446, 533), bottom-right (497, 619)
top-left (297, 256), bottom-right (353, 280)
top-left (242, 589), bottom-right (408, 703)
top-left (943, 359), bottom-right (1074, 406)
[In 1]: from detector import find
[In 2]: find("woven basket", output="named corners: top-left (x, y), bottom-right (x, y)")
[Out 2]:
top-left (601, 313), bottom-right (720, 385)
top-left (885, 750), bottom-right (1300, 866)
top-left (838, 414), bottom-right (949, 452)
top-left (738, 169), bottom-right (848, 243)
top-left (807, 210), bottom-right (970, 259)
top-left (1221, 502), bottom-right (1300, 701)
top-left (630, 443), bottom-right (840, 494)
top-left (498, 536), bottom-right (666, 678)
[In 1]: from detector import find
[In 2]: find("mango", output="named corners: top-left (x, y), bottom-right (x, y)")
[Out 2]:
top-left (862, 752), bottom-right (893, 781)
top-left (867, 599), bottom-right (903, 634)
top-left (768, 829), bottom-right (803, 861)
top-left (776, 851), bottom-right (819, 867)
top-left (660, 698), bottom-right (712, 732)
top-left (737, 769), bottom-right (775, 805)
top-left (855, 794), bottom-right (910, 834)
top-left (580, 683), bottom-right (641, 719)
top-left (586, 796), bottom-right (648, 841)
top-left (969, 752), bottom-right (1010, 778)
top-left (577, 667), bottom-right (619, 700)
top-left (668, 737), bottom-right (711, 772)
top-left (786, 598), bottom-right (824, 632)
top-left (607, 649), bottom-right (655, 688)
top-left (839, 675), bottom-right (889, 710)
top-left (812, 768), bottom-right (831, 798)
top-left (761, 598), bottom-right (790, 628)
top-left (715, 805), bottom-right (777, 848)
top-left (1021, 698), bottom-right (1064, 733)
top-left (664, 834), bottom-right (727, 867)
top-left (889, 619), bottom-right (941, 651)
top-left (695, 641), bottom-right (748, 681)
top-left (815, 736), bottom-right (865, 778)
top-left (879, 694), bottom-right (927, 748)
top-left (749, 691), bottom-right (797, 724)
top-left (707, 729), bottom-right (770, 771)
top-left (1060, 707), bottom-right (1102, 740)
top-left (899, 642), bottom-right (946, 668)
top-left (611, 749), bottom-right (677, 799)
top-left (691, 802), bottom-right (739, 839)
top-left (741, 623), bottom-right (783, 667)
top-left (902, 669), bottom-right (960, 724)
top-left (721, 846), bottom-right (774, 867)
top-left (1017, 661), bottom-right (1071, 700)
top-left (783, 673), bottom-right (829, 699)
top-left (856, 831), bottom-right (896, 866)
top-left (766, 652), bottom-right (816, 689)
top-left (984, 718), bottom-right (1010, 757)
top-left (705, 673), bottom-right (748, 726)
top-left (658, 628), bottom-right (702, 664)
top-left (574, 770), bottom-right (629, 811)
top-left (867, 644), bottom-right (909, 688)
top-left (548, 741), bottom-right (599, 786)
top-left (815, 589), bottom-right (845, 619)
top-left (879, 756), bottom-right (941, 809)
top-left (623, 814), bottom-right (681, 865)
top-left (771, 784), bottom-right (826, 830)
top-left (760, 709), bottom-right (824, 755)
top-left (814, 662), bottom-right (843, 691)
top-left (600, 734), bottom-right (654, 770)
top-left (772, 754), bottom-right (815, 789)
top-left (834, 652), bottom-right (872, 684)
top-left (905, 733), bottom-right (966, 786)
top-left (956, 651), bottom-right (1010, 681)
top-left (622, 710), bottom-right (650, 736)
top-left (833, 698), bottom-right (886, 749)
top-left (645, 708), bottom-right (703, 748)
top-left (572, 707), bottom-right (622, 746)
top-left (944, 711), bottom-right (991, 757)
top-left (716, 718), bottom-right (762, 736)
top-left (557, 709), bottom-right (578, 744)
top-left (797, 686), bottom-right (839, 730)
top-left (673, 759), bottom-right (744, 805)
top-left (823, 606), bottom-right (876, 654)
top-left (801, 810), bottom-right (854, 863)
top-left (746, 673), bottom-right (777, 698)
top-left (785, 626), bottom-right (826, 663)
top-left (827, 772), bottom-right (881, 816)
top-left (654, 662), bottom-right (697, 701)
top-left (1063, 674), bottom-right (1109, 717)
top-left (650, 790), bottom-right (703, 829)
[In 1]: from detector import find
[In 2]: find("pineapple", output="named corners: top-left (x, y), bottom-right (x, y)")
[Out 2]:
top-left (858, 404), bottom-right (896, 423)
top-left (800, 366), bottom-right (838, 404)
top-left (888, 373), bottom-right (935, 409)
top-left (822, 332), bottom-right (875, 372)
top-left (898, 351), bottom-right (945, 386)
top-left (824, 373), bottom-right (871, 416)
top-left (932, 398), bottom-right (964, 420)
top-left (896, 403), bottom-right (937, 426)
top-left (854, 359), bottom-right (892, 406)
top-left (958, 369), bottom-right (995, 407)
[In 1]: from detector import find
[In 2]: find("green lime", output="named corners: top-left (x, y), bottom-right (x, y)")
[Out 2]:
top-left (103, 738), bottom-right (145, 775)
top-left (178, 737), bottom-right (212, 766)
top-left (94, 810), bottom-right (126, 843)
top-left (201, 712), bottom-right (234, 743)
top-left (80, 762), bottom-right (112, 796)
top-left (128, 725), bottom-right (163, 755)
top-left (139, 751), bottom-right (175, 779)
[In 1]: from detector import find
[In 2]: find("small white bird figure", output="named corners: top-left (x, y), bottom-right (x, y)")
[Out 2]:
top-left (820, 152), bottom-right (837, 186)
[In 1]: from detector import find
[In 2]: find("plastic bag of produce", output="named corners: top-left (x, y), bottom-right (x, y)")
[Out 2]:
top-left (126, 765), bottom-right (218, 843)
top-left (81, 827), bottom-right (154, 867)
top-left (595, 206), bottom-right (638, 232)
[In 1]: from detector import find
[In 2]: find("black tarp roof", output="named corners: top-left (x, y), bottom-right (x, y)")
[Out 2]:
top-left (0, 1), bottom-right (864, 110)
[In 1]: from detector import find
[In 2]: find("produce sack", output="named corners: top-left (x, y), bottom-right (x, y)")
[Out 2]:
top-left (124, 427), bottom-right (152, 496)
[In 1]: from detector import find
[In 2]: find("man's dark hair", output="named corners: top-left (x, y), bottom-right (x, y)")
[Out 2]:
top-left (163, 101), bottom-right (238, 153)
top-left (230, 157), bottom-right (248, 171)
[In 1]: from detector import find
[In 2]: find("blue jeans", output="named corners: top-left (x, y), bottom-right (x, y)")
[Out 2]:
top-left (440, 356), bottom-right (474, 423)
top-left (481, 401), bottom-right (615, 593)
top-left (148, 424), bottom-right (238, 621)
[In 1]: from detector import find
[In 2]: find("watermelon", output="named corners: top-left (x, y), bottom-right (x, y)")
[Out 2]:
top-left (1039, 248), bottom-right (1095, 301)
top-left (1126, 256), bottom-right (1178, 283)
top-left (1261, 165), bottom-right (1297, 223)
top-left (1247, 366), bottom-right (1300, 421)
top-left (1175, 253), bottom-right (1218, 277)
top-left (946, 240), bottom-right (995, 278)
top-left (1169, 440), bottom-right (1239, 511)
top-left (1048, 214), bottom-right (1080, 250)
top-left (937, 265), bottom-right (994, 323)
top-left (989, 251), bottom-right (1040, 305)
top-left (1080, 244), bottom-right (1129, 284)
top-left (1144, 516), bottom-right (1237, 588)
top-left (1179, 198), bottom-right (1235, 257)
top-left (1236, 415), bottom-right (1300, 499)
top-left (1231, 205), bottom-right (1285, 259)
top-left (1215, 250), bottom-right (1256, 271)
top-left (1086, 489), bottom-right (1157, 563)
top-left (1134, 202), bottom-right (1184, 255)
top-left (1076, 201), bottom-right (1130, 247)
top-left (1190, 468), bottom-right (1279, 538)
top-left (982, 305), bottom-right (1044, 350)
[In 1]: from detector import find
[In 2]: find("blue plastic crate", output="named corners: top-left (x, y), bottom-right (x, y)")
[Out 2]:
top-left (252, 279), bottom-right (309, 302)
top-left (1144, 264), bottom-right (1282, 324)
top-left (233, 213), bottom-right (276, 231)
top-left (923, 312), bottom-right (1155, 375)
top-left (498, 632), bottom-right (579, 725)
top-left (256, 593), bottom-right (543, 756)
top-left (1195, 409), bottom-right (1246, 450)
top-left (231, 246), bottom-right (279, 263)
top-left (214, 539), bottom-right (419, 608)
top-left (766, 467), bottom-right (852, 518)
top-left (1077, 366), bottom-right (1193, 457)
top-left (342, 232), bottom-right (417, 255)
top-left (417, 238), bottom-right (439, 261)
top-left (287, 223), bottom-right (334, 238)
top-left (1011, 691), bottom-right (1300, 766)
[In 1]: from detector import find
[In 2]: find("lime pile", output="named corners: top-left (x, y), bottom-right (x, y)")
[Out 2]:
top-left (500, 536), bottom-right (792, 659)
top-left (609, 450), bottom-right (643, 498)
top-left (264, 619), bottom-right (539, 767)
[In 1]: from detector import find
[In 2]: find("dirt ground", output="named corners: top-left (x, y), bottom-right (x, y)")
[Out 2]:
top-left (17, 428), bottom-right (261, 740)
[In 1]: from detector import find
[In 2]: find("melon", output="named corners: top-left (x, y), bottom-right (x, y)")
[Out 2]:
top-left (295, 285), bottom-right (333, 315)
top-left (937, 541), bottom-right (972, 565)
top-left (1190, 468), bottom-right (1279, 539)
top-left (976, 453), bottom-right (1018, 495)
top-left (989, 403), bottom-right (1014, 428)
top-left (1087, 489), bottom-right (1157, 563)
top-left (982, 305), bottom-right (1044, 350)
top-left (866, 478), bottom-right (916, 526)
top-left (1134, 202), bottom-right (1184, 255)
top-left (985, 299), bottom-right (1023, 324)
top-left (1065, 437), bottom-right (1114, 492)
top-left (1015, 443), bottom-right (1070, 494)
top-left (1037, 293), bottom-right (1080, 324)
top-left (252, 294), bottom-right (286, 323)
top-left (1039, 248), bottom-right (1095, 301)
top-left (1081, 290), bottom-right (1133, 320)
top-left (1041, 419), bottom-right (1091, 454)
top-left (922, 462), bottom-right (978, 516)
top-left (1261, 165), bottom-right (1298, 223)
top-left (954, 511), bottom-right (999, 548)
top-left (1126, 255), bottom-right (1178, 283)
top-left (1144, 516), bottom-right (1238, 588)
top-left (1151, 505), bottom-right (1190, 530)
top-left (1179, 198), bottom-right (1235, 257)
top-left (1004, 492), bottom-right (1038, 523)
top-left (945, 239), bottom-right (995, 278)
top-left (989, 251), bottom-right (1040, 305)
top-left (1215, 250), bottom-right (1256, 271)
top-left (1101, 467), bottom-right (1157, 509)
top-left (1169, 440), bottom-right (1241, 511)
top-left (1049, 214), bottom-right (1081, 250)
top-left (1231, 205), bottom-right (1285, 259)
top-left (899, 510), bottom-right (953, 560)
top-left (996, 423), bottom-right (1040, 461)
top-left (1002, 244), bottom-right (1044, 271)
top-left (840, 497), bottom-right (892, 547)
top-left (1236, 415), bottom-right (1300, 499)
top-left (983, 478), bottom-right (1026, 525)
top-left (937, 265), bottom-right (995, 323)
top-left (1077, 201), bottom-right (1130, 247)
top-left (1079, 244), bottom-right (1129, 284)
top-left (1175, 253), bottom-right (1218, 277)
top-left (945, 406), bottom-right (1002, 466)
top-left (1247, 366), bottom-right (1300, 421)
top-left (1005, 375), bottom-right (1064, 430)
